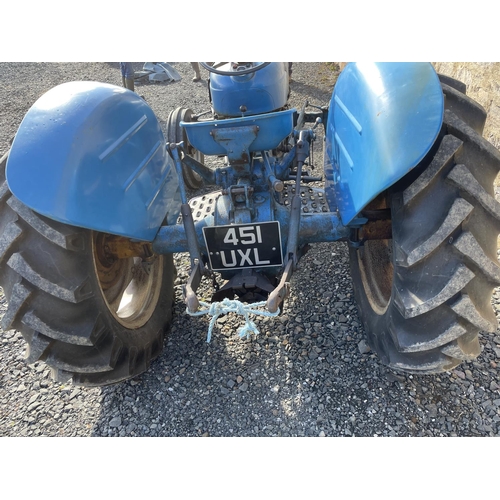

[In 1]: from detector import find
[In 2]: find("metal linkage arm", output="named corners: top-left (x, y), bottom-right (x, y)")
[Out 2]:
top-left (267, 130), bottom-right (313, 313)
top-left (169, 143), bottom-right (209, 312)
top-left (285, 131), bottom-right (311, 266)
top-left (179, 149), bottom-right (217, 185)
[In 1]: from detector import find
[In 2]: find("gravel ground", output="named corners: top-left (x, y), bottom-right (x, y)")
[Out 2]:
top-left (1, 62), bottom-right (500, 438)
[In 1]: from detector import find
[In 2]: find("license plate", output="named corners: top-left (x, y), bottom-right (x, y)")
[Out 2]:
top-left (203, 222), bottom-right (283, 271)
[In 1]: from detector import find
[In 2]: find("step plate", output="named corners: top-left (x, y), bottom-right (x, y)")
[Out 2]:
top-left (279, 185), bottom-right (330, 213)
top-left (177, 191), bottom-right (220, 224)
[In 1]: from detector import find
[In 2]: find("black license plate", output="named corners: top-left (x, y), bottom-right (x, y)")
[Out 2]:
top-left (203, 222), bottom-right (283, 271)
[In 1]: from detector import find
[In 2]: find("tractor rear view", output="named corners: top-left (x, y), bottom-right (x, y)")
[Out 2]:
top-left (0, 62), bottom-right (499, 386)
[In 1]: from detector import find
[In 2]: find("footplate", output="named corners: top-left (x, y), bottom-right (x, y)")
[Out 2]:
top-left (279, 185), bottom-right (330, 213)
top-left (177, 191), bottom-right (219, 224)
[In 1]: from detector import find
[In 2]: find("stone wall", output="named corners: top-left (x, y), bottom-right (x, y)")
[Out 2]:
top-left (433, 62), bottom-right (500, 150)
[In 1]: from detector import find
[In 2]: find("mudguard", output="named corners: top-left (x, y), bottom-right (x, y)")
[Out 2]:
top-left (324, 62), bottom-right (444, 226)
top-left (6, 81), bottom-right (180, 241)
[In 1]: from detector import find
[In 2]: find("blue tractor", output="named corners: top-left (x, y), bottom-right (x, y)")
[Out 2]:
top-left (1, 62), bottom-right (499, 386)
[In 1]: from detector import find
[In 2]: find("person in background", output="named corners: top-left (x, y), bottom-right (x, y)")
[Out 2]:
top-left (191, 63), bottom-right (201, 82)
top-left (120, 62), bottom-right (135, 91)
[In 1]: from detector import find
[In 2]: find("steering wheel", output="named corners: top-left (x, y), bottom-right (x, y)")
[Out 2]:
top-left (199, 62), bottom-right (271, 76)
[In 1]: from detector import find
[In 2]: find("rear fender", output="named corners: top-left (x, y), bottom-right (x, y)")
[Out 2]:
top-left (6, 81), bottom-right (180, 241)
top-left (324, 62), bottom-right (444, 225)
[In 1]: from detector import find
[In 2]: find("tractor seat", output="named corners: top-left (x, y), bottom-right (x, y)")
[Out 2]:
top-left (180, 108), bottom-right (295, 157)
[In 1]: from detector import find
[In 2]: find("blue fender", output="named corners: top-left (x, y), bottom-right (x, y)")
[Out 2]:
top-left (324, 62), bottom-right (444, 225)
top-left (6, 81), bottom-right (181, 241)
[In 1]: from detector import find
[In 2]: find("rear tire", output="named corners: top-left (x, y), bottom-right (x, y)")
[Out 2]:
top-left (166, 107), bottom-right (205, 190)
top-left (0, 151), bottom-right (175, 386)
top-left (349, 83), bottom-right (500, 373)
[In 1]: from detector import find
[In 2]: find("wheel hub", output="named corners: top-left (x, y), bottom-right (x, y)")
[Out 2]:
top-left (92, 232), bottom-right (164, 329)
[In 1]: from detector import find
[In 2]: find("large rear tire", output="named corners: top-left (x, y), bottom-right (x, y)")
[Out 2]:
top-left (349, 83), bottom-right (500, 373)
top-left (0, 151), bottom-right (175, 386)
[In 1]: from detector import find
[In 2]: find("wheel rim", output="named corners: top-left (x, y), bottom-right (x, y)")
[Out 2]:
top-left (92, 233), bottom-right (164, 329)
top-left (357, 239), bottom-right (394, 315)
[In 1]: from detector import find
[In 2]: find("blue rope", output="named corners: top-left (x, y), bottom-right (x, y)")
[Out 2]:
top-left (186, 298), bottom-right (280, 342)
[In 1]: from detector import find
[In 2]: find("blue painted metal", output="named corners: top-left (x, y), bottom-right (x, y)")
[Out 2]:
top-left (324, 62), bottom-right (444, 226)
top-left (209, 62), bottom-right (290, 117)
top-left (5, 63), bottom-right (446, 262)
top-left (182, 108), bottom-right (295, 157)
top-left (152, 191), bottom-right (350, 271)
top-left (6, 81), bottom-right (181, 241)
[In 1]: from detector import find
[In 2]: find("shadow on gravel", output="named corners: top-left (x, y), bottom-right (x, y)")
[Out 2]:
top-left (88, 242), bottom-right (500, 437)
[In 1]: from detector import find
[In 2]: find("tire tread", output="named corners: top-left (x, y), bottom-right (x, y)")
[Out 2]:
top-left (447, 163), bottom-right (500, 220)
top-left (350, 82), bottom-right (500, 373)
top-left (404, 198), bottom-right (473, 266)
top-left (7, 197), bottom-right (84, 251)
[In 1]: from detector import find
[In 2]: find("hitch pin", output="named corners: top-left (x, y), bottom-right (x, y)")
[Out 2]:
top-left (312, 117), bottom-right (322, 130)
